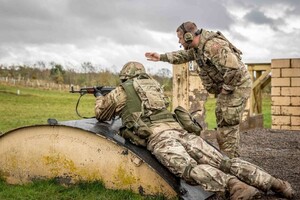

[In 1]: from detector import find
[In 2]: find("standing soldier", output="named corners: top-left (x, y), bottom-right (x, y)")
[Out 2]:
top-left (145, 21), bottom-right (252, 159)
top-left (95, 61), bottom-right (294, 200)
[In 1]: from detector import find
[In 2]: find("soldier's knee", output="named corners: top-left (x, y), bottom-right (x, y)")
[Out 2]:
top-left (220, 157), bottom-right (245, 173)
top-left (182, 164), bottom-right (197, 184)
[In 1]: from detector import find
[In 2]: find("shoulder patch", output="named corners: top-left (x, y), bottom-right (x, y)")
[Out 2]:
top-left (204, 39), bottom-right (224, 56)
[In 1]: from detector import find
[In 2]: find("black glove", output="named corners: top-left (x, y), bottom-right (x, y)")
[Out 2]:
top-left (94, 88), bottom-right (102, 97)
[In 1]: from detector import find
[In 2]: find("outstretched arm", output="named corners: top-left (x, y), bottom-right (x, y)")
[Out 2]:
top-left (146, 49), bottom-right (195, 64)
top-left (145, 52), bottom-right (160, 62)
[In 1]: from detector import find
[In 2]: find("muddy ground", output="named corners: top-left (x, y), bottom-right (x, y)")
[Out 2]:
top-left (202, 128), bottom-right (300, 200)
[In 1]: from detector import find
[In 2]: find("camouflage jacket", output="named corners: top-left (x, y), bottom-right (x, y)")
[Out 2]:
top-left (160, 29), bottom-right (252, 94)
top-left (95, 75), bottom-right (171, 123)
top-left (95, 77), bottom-right (179, 141)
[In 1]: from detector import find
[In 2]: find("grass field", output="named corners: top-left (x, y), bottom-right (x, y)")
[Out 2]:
top-left (0, 84), bottom-right (271, 199)
top-left (0, 84), bottom-right (271, 133)
top-left (0, 84), bottom-right (95, 133)
top-left (0, 179), bottom-right (165, 200)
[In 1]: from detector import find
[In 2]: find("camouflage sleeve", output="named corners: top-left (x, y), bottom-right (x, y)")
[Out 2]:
top-left (204, 38), bottom-right (242, 91)
top-left (95, 86), bottom-right (126, 121)
top-left (160, 49), bottom-right (195, 64)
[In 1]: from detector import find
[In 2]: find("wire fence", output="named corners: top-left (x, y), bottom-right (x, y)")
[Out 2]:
top-left (0, 76), bottom-right (80, 91)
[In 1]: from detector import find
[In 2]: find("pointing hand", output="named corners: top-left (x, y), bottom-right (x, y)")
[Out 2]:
top-left (145, 52), bottom-right (160, 62)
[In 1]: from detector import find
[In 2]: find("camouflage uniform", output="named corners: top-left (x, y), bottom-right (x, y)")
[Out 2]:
top-left (160, 29), bottom-right (252, 158)
top-left (94, 73), bottom-right (278, 195)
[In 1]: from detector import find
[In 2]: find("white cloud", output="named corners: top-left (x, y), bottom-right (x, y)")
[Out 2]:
top-left (280, 15), bottom-right (300, 33)
top-left (224, 1), bottom-right (251, 20)
top-left (0, 0), bottom-right (299, 73)
top-left (260, 3), bottom-right (294, 20)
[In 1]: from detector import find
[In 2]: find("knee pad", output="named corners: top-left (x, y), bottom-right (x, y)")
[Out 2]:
top-left (220, 158), bottom-right (232, 173)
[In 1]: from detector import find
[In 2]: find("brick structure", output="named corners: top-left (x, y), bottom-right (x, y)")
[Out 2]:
top-left (271, 58), bottom-right (300, 130)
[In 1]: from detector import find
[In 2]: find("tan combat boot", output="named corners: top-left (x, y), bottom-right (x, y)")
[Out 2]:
top-left (271, 178), bottom-right (295, 199)
top-left (228, 178), bottom-right (261, 200)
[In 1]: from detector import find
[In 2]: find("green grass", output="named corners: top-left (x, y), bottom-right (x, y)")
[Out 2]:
top-left (0, 84), bottom-right (95, 133)
top-left (1, 85), bottom-right (271, 133)
top-left (204, 97), bottom-right (217, 130)
top-left (262, 95), bottom-right (271, 128)
top-left (0, 179), bottom-right (165, 200)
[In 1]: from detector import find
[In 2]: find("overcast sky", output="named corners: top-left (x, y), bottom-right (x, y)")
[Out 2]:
top-left (0, 0), bottom-right (299, 73)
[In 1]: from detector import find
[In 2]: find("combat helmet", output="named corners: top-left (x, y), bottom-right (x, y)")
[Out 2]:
top-left (119, 61), bottom-right (146, 82)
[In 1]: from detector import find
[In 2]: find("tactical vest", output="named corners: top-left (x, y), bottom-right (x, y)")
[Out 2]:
top-left (195, 30), bottom-right (243, 94)
top-left (120, 73), bottom-right (174, 132)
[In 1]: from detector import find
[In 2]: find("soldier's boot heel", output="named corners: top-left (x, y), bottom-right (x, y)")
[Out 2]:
top-left (228, 178), bottom-right (261, 200)
top-left (271, 178), bottom-right (295, 199)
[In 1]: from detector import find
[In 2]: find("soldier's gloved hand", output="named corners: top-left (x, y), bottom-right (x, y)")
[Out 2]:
top-left (120, 129), bottom-right (147, 147)
top-left (94, 88), bottom-right (102, 97)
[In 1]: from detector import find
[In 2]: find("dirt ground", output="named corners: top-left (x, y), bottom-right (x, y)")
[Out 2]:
top-left (203, 128), bottom-right (300, 200)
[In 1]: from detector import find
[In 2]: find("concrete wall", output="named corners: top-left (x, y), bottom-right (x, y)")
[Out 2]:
top-left (271, 58), bottom-right (300, 130)
top-left (172, 62), bottom-right (208, 129)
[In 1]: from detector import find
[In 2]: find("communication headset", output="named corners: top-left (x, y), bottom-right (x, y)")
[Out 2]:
top-left (179, 23), bottom-right (201, 44)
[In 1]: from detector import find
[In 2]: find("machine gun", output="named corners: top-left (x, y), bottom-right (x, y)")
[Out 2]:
top-left (70, 85), bottom-right (115, 96)
top-left (70, 85), bottom-right (115, 118)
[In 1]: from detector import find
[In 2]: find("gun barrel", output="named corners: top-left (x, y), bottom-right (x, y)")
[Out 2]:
top-left (69, 86), bottom-right (115, 95)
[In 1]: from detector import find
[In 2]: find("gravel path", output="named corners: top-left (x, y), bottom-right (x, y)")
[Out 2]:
top-left (203, 128), bottom-right (300, 200)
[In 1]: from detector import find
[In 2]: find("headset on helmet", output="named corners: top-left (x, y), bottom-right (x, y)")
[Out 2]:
top-left (179, 22), bottom-right (201, 44)
top-left (119, 61), bottom-right (146, 81)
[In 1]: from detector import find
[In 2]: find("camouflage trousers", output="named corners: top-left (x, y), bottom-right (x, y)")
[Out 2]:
top-left (147, 125), bottom-right (273, 193)
top-left (216, 87), bottom-right (251, 158)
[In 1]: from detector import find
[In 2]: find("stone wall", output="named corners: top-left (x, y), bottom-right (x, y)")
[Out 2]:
top-left (271, 58), bottom-right (300, 130)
